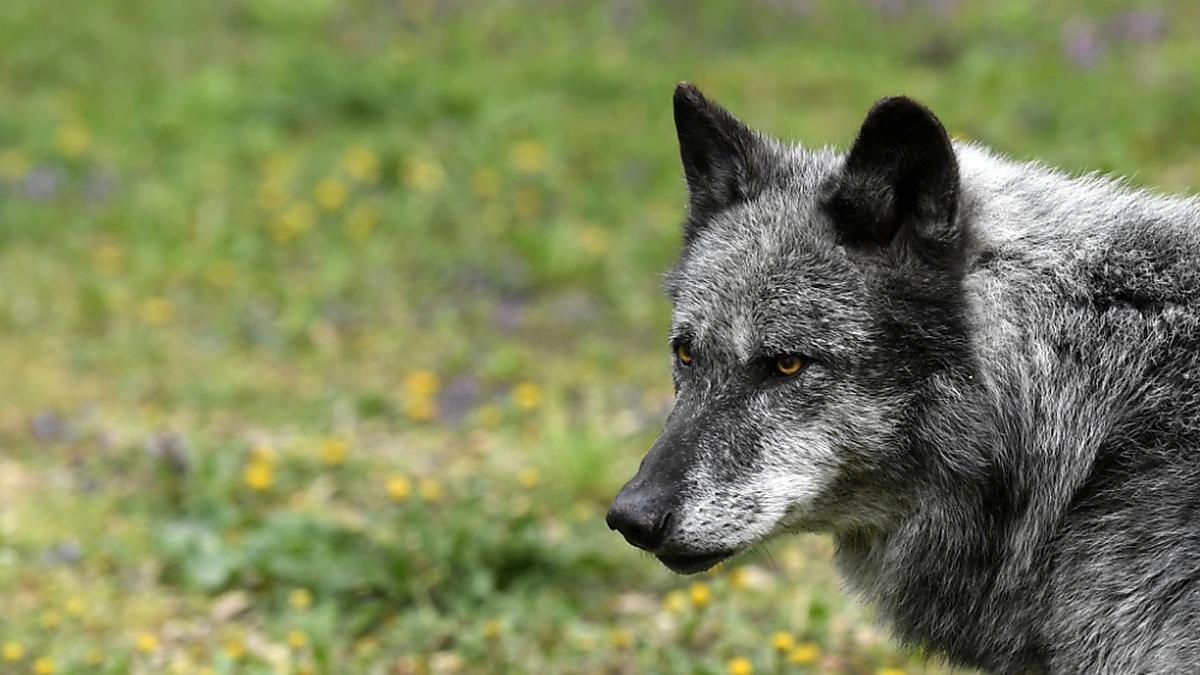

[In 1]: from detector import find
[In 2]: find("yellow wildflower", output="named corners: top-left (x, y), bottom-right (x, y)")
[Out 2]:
top-left (270, 202), bottom-right (316, 242)
top-left (313, 177), bottom-right (347, 211)
top-left (224, 640), bottom-right (246, 660)
top-left (689, 582), bottom-right (712, 608)
top-left (770, 631), bottom-right (794, 652)
top-left (405, 397), bottom-right (437, 422)
top-left (2, 641), bottom-right (23, 662)
top-left (318, 437), bottom-right (348, 466)
top-left (470, 168), bottom-right (500, 199)
top-left (406, 158), bottom-right (445, 193)
top-left (139, 297), bottom-right (174, 325)
top-left (135, 632), bottom-right (159, 653)
top-left (244, 461), bottom-right (274, 491)
top-left (289, 588), bottom-right (313, 609)
top-left (482, 618), bottom-right (502, 640)
top-left (85, 649), bottom-right (103, 665)
top-left (663, 590), bottom-right (687, 613)
top-left (876, 669), bottom-right (907, 675)
top-left (607, 628), bottom-right (632, 649)
top-left (509, 140), bottom-right (549, 173)
top-left (386, 475), bottom-right (412, 501)
top-left (404, 370), bottom-right (439, 398)
top-left (32, 657), bottom-right (55, 675)
top-left (788, 643), bottom-right (821, 665)
top-left (55, 122), bottom-right (91, 158)
top-left (342, 145), bottom-right (380, 183)
top-left (726, 656), bottom-right (753, 675)
top-left (418, 478), bottom-right (444, 502)
top-left (287, 629), bottom-right (307, 649)
top-left (516, 466), bottom-right (540, 488)
top-left (511, 382), bottom-right (542, 411)
top-left (256, 179), bottom-right (289, 211)
top-left (64, 596), bottom-right (86, 616)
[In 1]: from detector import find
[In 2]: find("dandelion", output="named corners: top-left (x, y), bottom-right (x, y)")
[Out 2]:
top-left (770, 631), bottom-right (794, 652)
top-left (289, 588), bottom-right (313, 610)
top-left (64, 596), bottom-right (86, 616)
top-left (876, 669), bottom-right (906, 675)
top-left (386, 474), bottom-right (412, 501)
top-left (607, 628), bottom-right (632, 649)
top-left (224, 639), bottom-right (246, 660)
top-left (0, 149), bottom-right (30, 181)
top-left (516, 466), bottom-right (540, 488)
top-left (405, 398), bottom-right (437, 422)
top-left (32, 656), bottom-right (55, 675)
top-left (404, 370), bottom-right (439, 398)
top-left (511, 382), bottom-right (542, 411)
top-left (135, 632), bottom-right (159, 653)
top-left (244, 461), bottom-right (274, 491)
top-left (481, 618), bottom-right (502, 640)
top-left (287, 629), bottom-right (307, 649)
top-left (513, 187), bottom-right (542, 218)
top-left (788, 643), bottom-right (821, 665)
top-left (418, 477), bottom-right (444, 502)
top-left (509, 140), bottom-right (549, 173)
top-left (318, 436), bottom-right (348, 466)
top-left (313, 177), bottom-right (347, 211)
top-left (91, 244), bottom-right (123, 275)
top-left (663, 590), bottom-right (687, 613)
top-left (470, 168), bottom-right (500, 199)
top-left (55, 122), bottom-right (91, 158)
top-left (406, 158), bottom-right (445, 193)
top-left (139, 297), bottom-right (174, 325)
top-left (726, 656), bottom-right (753, 675)
top-left (342, 146), bottom-right (380, 183)
top-left (689, 582), bottom-right (712, 608)
top-left (2, 641), bottom-right (24, 662)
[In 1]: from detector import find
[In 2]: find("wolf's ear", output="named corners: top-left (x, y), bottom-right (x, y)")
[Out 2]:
top-left (823, 96), bottom-right (961, 263)
top-left (674, 83), bottom-right (769, 240)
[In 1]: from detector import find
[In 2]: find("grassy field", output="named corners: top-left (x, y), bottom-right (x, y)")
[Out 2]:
top-left (1, 1), bottom-right (1198, 673)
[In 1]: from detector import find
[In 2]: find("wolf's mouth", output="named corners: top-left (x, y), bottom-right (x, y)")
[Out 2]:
top-left (655, 550), bottom-right (733, 575)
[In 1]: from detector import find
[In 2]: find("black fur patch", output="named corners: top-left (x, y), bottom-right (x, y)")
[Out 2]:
top-left (822, 96), bottom-right (961, 267)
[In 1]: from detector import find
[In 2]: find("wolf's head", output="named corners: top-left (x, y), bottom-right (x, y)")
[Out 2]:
top-left (606, 84), bottom-right (975, 574)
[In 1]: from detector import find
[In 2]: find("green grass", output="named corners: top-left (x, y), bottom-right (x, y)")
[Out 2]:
top-left (0, 1), bottom-right (1197, 673)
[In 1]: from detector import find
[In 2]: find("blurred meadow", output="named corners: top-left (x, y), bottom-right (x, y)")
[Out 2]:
top-left (1, 0), bottom-right (1198, 673)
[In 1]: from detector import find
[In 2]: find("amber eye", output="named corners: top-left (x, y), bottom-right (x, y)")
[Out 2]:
top-left (675, 343), bottom-right (693, 366)
top-left (775, 355), bottom-right (804, 376)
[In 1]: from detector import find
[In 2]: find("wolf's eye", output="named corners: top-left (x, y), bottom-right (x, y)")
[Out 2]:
top-left (675, 343), bottom-right (693, 367)
top-left (774, 355), bottom-right (804, 376)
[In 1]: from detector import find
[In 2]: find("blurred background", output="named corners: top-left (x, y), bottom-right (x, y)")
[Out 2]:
top-left (0, 0), bottom-right (1196, 673)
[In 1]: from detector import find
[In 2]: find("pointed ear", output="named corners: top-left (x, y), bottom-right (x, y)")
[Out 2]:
top-left (823, 96), bottom-right (961, 263)
top-left (673, 83), bottom-right (769, 238)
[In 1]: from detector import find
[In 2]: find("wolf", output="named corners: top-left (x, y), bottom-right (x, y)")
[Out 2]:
top-left (606, 83), bottom-right (1200, 674)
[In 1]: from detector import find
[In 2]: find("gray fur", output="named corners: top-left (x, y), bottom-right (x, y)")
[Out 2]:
top-left (609, 88), bottom-right (1200, 674)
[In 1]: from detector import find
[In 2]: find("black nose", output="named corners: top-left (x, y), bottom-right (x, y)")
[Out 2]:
top-left (606, 494), bottom-right (671, 551)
